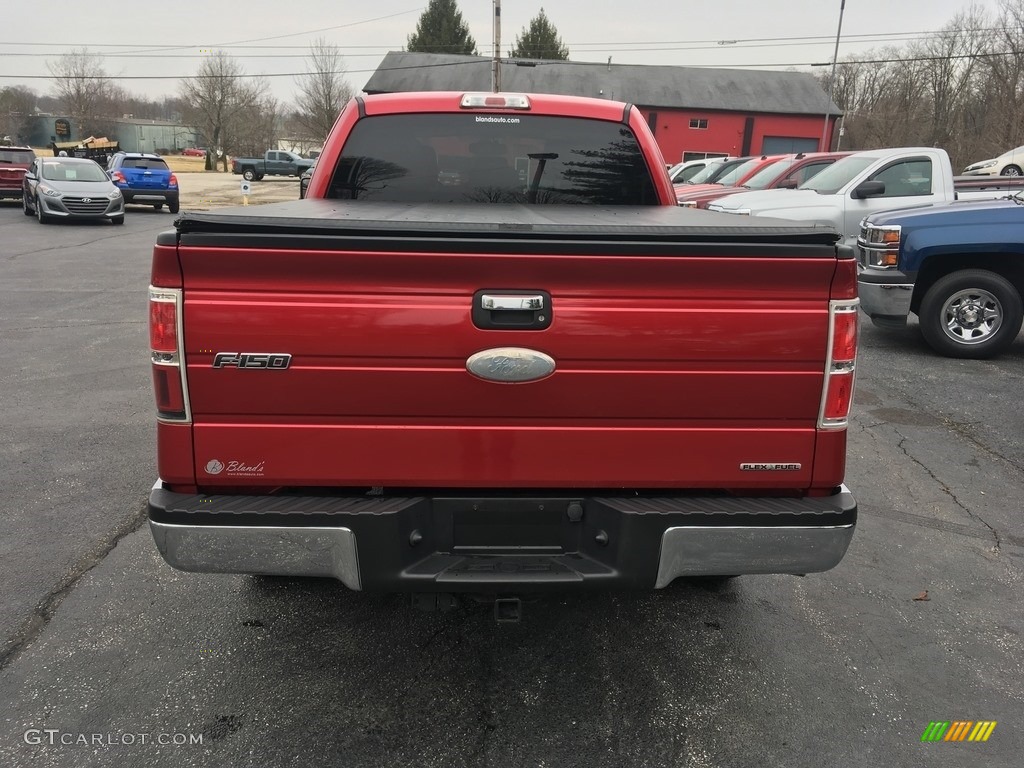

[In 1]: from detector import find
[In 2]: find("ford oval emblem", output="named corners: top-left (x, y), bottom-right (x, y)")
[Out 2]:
top-left (466, 347), bottom-right (556, 383)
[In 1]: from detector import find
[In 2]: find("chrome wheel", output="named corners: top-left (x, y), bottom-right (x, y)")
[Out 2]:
top-left (940, 288), bottom-right (1002, 345)
top-left (920, 269), bottom-right (1023, 358)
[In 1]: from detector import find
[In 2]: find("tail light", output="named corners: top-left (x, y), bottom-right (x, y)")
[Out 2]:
top-left (460, 93), bottom-right (531, 109)
top-left (819, 301), bottom-right (858, 428)
top-left (149, 287), bottom-right (190, 422)
top-left (169, 173), bottom-right (178, 188)
top-left (819, 250), bottom-right (859, 429)
top-left (111, 171), bottom-right (126, 184)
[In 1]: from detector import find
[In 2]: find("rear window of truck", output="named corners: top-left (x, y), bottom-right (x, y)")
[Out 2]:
top-left (325, 114), bottom-right (660, 205)
top-left (0, 149), bottom-right (35, 164)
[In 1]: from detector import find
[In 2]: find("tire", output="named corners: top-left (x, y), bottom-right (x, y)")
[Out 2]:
top-left (168, 200), bottom-right (179, 214)
top-left (255, 174), bottom-right (264, 181)
top-left (1001, 164), bottom-right (1022, 176)
top-left (112, 216), bottom-right (124, 226)
top-left (23, 192), bottom-right (32, 216)
top-left (153, 203), bottom-right (163, 211)
top-left (242, 168), bottom-right (256, 181)
top-left (36, 196), bottom-right (49, 225)
top-left (919, 269), bottom-right (1023, 359)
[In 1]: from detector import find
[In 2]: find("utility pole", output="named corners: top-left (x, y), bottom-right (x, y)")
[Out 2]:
top-left (821, 0), bottom-right (846, 151)
top-left (492, 0), bottom-right (502, 92)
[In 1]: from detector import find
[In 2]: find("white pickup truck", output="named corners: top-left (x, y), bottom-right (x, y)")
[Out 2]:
top-left (707, 147), bottom-right (1024, 246)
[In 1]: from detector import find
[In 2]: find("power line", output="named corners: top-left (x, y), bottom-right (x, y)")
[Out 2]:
top-left (1, 25), bottom-right (1016, 50)
top-left (4, 48), bottom-right (1024, 83)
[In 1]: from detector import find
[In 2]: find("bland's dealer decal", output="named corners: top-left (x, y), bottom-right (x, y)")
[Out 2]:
top-left (205, 459), bottom-right (265, 477)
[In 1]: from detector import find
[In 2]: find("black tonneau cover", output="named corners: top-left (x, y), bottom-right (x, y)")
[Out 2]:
top-left (175, 200), bottom-right (837, 243)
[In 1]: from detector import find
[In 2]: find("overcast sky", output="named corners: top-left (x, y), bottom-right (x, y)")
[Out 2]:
top-left (0, 0), bottom-right (1008, 104)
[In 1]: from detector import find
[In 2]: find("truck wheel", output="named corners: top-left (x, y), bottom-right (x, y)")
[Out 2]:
top-left (919, 269), bottom-right (1023, 358)
top-left (242, 169), bottom-right (256, 181)
top-left (1001, 164), bottom-right (1022, 176)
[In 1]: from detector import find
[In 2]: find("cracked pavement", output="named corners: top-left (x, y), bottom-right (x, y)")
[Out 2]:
top-left (0, 200), bottom-right (1022, 767)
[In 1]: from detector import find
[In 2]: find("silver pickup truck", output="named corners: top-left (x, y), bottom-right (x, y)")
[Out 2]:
top-left (707, 147), bottom-right (1024, 246)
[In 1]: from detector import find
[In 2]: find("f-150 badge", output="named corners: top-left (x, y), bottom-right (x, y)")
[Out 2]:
top-left (212, 353), bottom-right (291, 369)
top-left (466, 347), bottom-right (555, 383)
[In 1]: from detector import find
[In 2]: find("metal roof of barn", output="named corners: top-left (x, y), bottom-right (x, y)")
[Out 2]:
top-left (363, 52), bottom-right (842, 116)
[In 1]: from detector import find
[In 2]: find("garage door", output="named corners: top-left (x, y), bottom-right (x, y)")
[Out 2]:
top-left (761, 136), bottom-right (821, 154)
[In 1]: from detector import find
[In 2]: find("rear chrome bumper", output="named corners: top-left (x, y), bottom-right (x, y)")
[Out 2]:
top-left (148, 482), bottom-right (856, 591)
top-left (150, 522), bottom-right (362, 589)
top-left (654, 523), bottom-right (854, 587)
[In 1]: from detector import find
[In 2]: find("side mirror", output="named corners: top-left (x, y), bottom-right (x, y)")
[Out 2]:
top-left (852, 180), bottom-right (886, 199)
top-left (776, 178), bottom-right (798, 189)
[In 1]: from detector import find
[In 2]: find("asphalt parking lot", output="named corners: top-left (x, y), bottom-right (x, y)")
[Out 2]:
top-left (0, 199), bottom-right (1022, 767)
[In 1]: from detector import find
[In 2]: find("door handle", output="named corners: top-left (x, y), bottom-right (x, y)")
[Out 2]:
top-left (481, 294), bottom-right (545, 311)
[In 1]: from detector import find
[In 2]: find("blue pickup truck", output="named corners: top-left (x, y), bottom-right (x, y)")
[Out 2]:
top-left (858, 197), bottom-right (1024, 358)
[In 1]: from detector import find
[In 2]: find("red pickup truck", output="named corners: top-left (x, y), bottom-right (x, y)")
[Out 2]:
top-left (147, 92), bottom-right (858, 612)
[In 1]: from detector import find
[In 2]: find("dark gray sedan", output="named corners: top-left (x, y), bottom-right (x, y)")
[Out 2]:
top-left (22, 156), bottom-right (125, 225)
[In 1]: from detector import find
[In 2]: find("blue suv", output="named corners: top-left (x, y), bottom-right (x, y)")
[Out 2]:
top-left (107, 152), bottom-right (179, 213)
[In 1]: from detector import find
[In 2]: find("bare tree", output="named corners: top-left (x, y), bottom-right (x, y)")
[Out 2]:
top-left (818, 1), bottom-right (1024, 170)
top-left (230, 95), bottom-right (282, 157)
top-left (47, 48), bottom-right (113, 137)
top-left (180, 52), bottom-right (269, 171)
top-left (977, 0), bottom-right (1024, 155)
top-left (0, 86), bottom-right (37, 144)
top-left (294, 39), bottom-right (352, 145)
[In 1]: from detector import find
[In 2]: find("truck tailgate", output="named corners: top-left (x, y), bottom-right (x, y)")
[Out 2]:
top-left (171, 202), bottom-right (841, 490)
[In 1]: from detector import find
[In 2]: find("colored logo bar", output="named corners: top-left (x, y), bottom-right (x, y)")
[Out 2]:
top-left (921, 721), bottom-right (997, 742)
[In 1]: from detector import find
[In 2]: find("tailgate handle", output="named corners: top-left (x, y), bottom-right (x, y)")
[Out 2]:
top-left (481, 294), bottom-right (545, 311)
top-left (473, 289), bottom-right (552, 330)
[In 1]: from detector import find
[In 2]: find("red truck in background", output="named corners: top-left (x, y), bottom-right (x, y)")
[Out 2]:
top-left (147, 92), bottom-right (858, 616)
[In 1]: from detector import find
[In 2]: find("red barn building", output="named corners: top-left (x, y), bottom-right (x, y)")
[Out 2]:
top-left (363, 53), bottom-right (841, 162)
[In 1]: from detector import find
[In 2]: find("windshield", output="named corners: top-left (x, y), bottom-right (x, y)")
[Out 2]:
top-left (327, 113), bottom-right (660, 205)
top-left (713, 158), bottom-right (764, 187)
top-left (687, 159), bottom-right (739, 184)
top-left (799, 155), bottom-right (878, 194)
top-left (41, 160), bottom-right (109, 182)
top-left (743, 159), bottom-right (797, 189)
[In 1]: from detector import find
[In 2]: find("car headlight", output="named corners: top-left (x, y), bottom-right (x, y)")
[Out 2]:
top-left (857, 223), bottom-right (901, 267)
top-left (107, 189), bottom-right (122, 199)
top-left (40, 185), bottom-right (62, 197)
top-left (967, 159), bottom-right (997, 171)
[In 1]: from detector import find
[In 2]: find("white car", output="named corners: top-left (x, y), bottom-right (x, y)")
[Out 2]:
top-left (962, 145), bottom-right (1024, 176)
top-left (668, 156), bottom-right (732, 183)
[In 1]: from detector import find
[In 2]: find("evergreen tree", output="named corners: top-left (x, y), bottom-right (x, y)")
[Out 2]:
top-left (407, 0), bottom-right (478, 56)
top-left (509, 8), bottom-right (568, 60)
